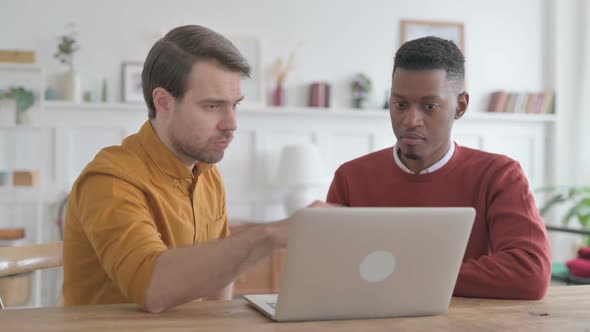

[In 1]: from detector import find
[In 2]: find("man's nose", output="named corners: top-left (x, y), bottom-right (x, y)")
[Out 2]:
top-left (219, 108), bottom-right (237, 132)
top-left (404, 106), bottom-right (424, 128)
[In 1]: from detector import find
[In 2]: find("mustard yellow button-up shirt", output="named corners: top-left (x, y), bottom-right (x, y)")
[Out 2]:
top-left (63, 121), bottom-right (229, 307)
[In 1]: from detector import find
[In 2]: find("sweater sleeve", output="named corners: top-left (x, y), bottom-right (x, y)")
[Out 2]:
top-left (326, 167), bottom-right (351, 206)
top-left (454, 160), bottom-right (552, 300)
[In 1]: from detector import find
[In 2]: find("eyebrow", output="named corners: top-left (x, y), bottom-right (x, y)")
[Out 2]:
top-left (420, 95), bottom-right (443, 100)
top-left (199, 96), bottom-right (245, 104)
top-left (391, 93), bottom-right (442, 100)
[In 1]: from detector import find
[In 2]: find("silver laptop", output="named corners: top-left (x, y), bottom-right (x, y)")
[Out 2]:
top-left (244, 207), bottom-right (475, 322)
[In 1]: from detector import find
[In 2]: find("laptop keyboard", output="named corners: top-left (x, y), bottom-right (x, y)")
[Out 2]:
top-left (267, 302), bottom-right (277, 309)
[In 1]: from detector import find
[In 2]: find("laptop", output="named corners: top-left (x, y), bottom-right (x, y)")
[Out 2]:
top-left (244, 207), bottom-right (475, 322)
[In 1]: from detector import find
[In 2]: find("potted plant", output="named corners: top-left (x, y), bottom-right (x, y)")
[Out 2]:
top-left (351, 73), bottom-right (372, 109)
top-left (54, 22), bottom-right (80, 102)
top-left (538, 186), bottom-right (590, 246)
top-left (0, 86), bottom-right (35, 125)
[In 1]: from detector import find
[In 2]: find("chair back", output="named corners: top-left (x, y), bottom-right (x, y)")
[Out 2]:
top-left (0, 242), bottom-right (63, 308)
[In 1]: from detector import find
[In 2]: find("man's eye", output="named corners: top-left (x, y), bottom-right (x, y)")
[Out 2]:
top-left (424, 103), bottom-right (439, 111)
top-left (394, 102), bottom-right (407, 109)
top-left (207, 104), bottom-right (218, 110)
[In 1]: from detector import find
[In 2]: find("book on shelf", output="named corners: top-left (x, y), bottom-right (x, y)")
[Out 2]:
top-left (487, 91), bottom-right (508, 113)
top-left (486, 91), bottom-right (555, 114)
top-left (504, 93), bottom-right (517, 113)
top-left (541, 92), bottom-right (555, 114)
top-left (0, 50), bottom-right (36, 64)
top-left (524, 93), bottom-right (536, 114)
top-left (533, 93), bottom-right (546, 114)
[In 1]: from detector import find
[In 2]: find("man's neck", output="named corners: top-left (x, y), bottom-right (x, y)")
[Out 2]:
top-left (150, 119), bottom-right (196, 170)
top-left (397, 140), bottom-right (452, 174)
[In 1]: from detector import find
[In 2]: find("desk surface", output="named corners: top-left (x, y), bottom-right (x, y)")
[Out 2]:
top-left (1, 286), bottom-right (589, 331)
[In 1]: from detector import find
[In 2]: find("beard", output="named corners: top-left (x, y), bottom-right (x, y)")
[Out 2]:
top-left (169, 128), bottom-right (232, 164)
top-left (397, 146), bottom-right (421, 161)
top-left (402, 152), bottom-right (421, 160)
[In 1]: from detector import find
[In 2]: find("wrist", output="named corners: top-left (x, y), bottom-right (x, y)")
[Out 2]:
top-left (262, 220), bottom-right (288, 248)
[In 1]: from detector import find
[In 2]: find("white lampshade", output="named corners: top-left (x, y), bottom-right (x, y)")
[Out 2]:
top-left (276, 144), bottom-right (328, 187)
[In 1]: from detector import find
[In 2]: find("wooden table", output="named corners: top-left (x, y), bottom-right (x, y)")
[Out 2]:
top-left (1, 286), bottom-right (589, 331)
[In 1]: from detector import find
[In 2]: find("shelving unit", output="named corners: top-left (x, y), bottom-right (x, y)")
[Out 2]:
top-left (0, 63), bottom-right (47, 308)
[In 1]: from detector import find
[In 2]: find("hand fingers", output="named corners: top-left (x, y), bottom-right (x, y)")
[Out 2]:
top-left (307, 200), bottom-right (344, 208)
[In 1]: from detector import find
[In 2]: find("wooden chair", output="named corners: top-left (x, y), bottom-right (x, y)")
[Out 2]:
top-left (0, 242), bottom-right (63, 309)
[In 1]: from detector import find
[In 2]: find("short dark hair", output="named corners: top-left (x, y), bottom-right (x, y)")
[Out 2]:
top-left (142, 25), bottom-right (251, 118)
top-left (393, 36), bottom-right (465, 88)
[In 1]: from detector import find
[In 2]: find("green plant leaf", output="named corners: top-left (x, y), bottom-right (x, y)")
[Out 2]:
top-left (562, 203), bottom-right (580, 226)
top-left (561, 198), bottom-right (590, 227)
top-left (538, 193), bottom-right (567, 216)
top-left (55, 24), bottom-right (79, 68)
top-left (3, 87), bottom-right (35, 112)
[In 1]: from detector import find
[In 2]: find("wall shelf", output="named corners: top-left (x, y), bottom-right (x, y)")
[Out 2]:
top-left (43, 101), bottom-right (558, 122)
top-left (463, 112), bottom-right (557, 123)
top-left (0, 64), bottom-right (43, 72)
top-left (44, 101), bottom-right (146, 112)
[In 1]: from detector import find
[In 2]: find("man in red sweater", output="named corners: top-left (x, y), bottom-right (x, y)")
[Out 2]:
top-left (327, 36), bottom-right (551, 300)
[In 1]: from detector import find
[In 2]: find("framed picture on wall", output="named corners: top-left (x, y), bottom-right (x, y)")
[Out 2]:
top-left (227, 36), bottom-right (264, 107)
top-left (121, 62), bottom-right (144, 103)
top-left (400, 20), bottom-right (465, 52)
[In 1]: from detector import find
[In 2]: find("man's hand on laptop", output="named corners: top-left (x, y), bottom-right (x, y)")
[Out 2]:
top-left (267, 200), bottom-right (341, 248)
top-left (307, 200), bottom-right (342, 208)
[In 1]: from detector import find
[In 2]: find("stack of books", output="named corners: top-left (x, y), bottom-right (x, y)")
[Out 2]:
top-left (487, 91), bottom-right (555, 114)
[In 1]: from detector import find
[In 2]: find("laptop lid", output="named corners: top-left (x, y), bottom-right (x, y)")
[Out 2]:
top-left (269, 207), bottom-right (475, 321)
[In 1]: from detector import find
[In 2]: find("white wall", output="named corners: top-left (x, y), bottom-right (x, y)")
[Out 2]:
top-left (578, 0), bottom-right (590, 185)
top-left (548, 0), bottom-right (590, 262)
top-left (0, 0), bottom-right (544, 111)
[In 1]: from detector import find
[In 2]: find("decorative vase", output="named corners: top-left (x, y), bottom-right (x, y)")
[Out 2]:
top-left (16, 111), bottom-right (32, 125)
top-left (101, 78), bottom-right (108, 102)
top-left (64, 69), bottom-right (81, 103)
top-left (353, 96), bottom-right (366, 109)
top-left (272, 82), bottom-right (285, 106)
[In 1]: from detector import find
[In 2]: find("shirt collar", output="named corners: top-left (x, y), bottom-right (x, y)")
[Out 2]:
top-left (138, 120), bottom-right (212, 180)
top-left (393, 141), bottom-right (455, 175)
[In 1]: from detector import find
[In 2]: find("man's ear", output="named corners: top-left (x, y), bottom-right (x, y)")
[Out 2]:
top-left (152, 87), bottom-right (175, 117)
top-left (454, 92), bottom-right (469, 119)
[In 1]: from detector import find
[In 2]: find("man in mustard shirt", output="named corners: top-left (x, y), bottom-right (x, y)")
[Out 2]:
top-left (63, 25), bottom-right (323, 313)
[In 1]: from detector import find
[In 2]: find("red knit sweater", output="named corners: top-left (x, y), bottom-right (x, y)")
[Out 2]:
top-left (327, 144), bottom-right (551, 300)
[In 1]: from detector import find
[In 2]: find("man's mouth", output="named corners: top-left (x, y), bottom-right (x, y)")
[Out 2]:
top-left (400, 133), bottom-right (425, 146)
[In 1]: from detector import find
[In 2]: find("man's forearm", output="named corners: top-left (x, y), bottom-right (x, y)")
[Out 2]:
top-left (144, 223), bottom-right (279, 313)
top-left (205, 282), bottom-right (234, 301)
top-left (454, 248), bottom-right (551, 300)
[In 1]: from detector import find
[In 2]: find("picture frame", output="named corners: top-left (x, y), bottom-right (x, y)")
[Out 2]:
top-left (121, 62), bottom-right (144, 103)
top-left (400, 20), bottom-right (465, 53)
top-left (227, 36), bottom-right (264, 107)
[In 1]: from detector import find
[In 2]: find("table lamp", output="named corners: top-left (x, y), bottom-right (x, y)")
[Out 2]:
top-left (276, 144), bottom-right (329, 216)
